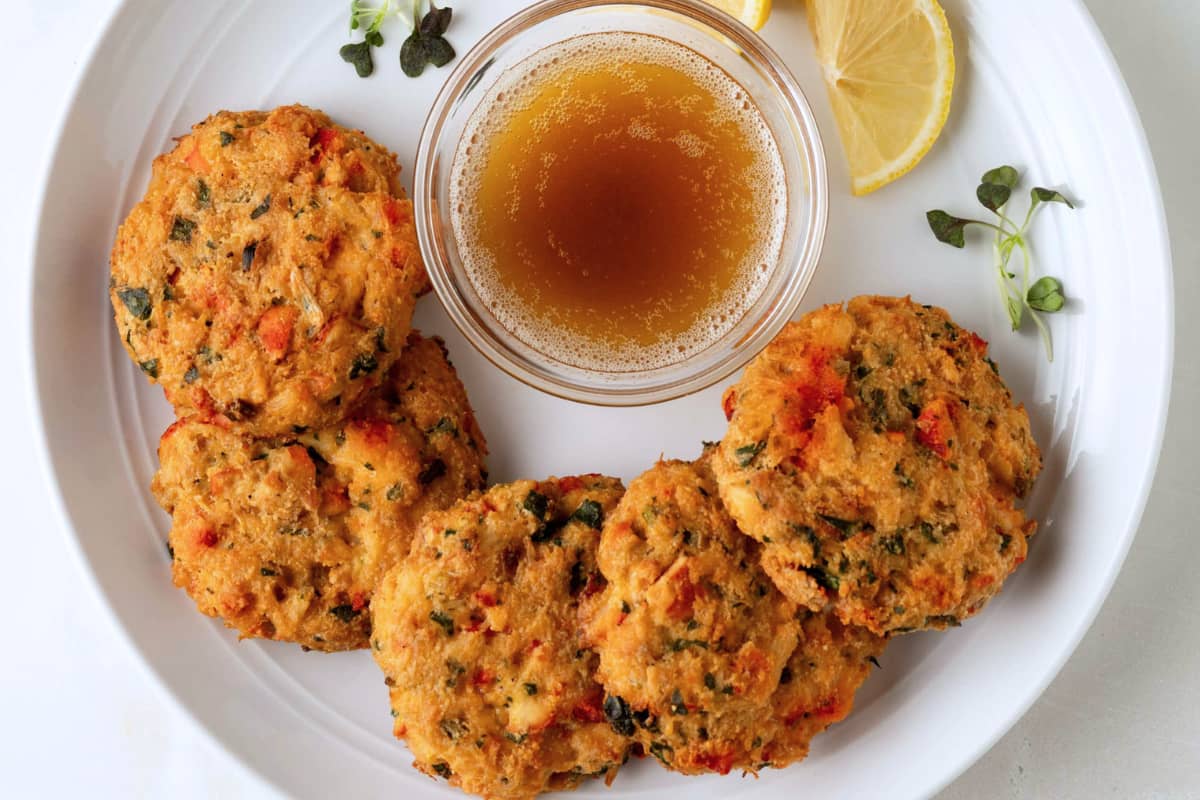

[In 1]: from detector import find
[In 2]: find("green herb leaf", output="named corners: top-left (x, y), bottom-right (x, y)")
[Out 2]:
top-left (980, 165), bottom-right (1019, 189)
top-left (439, 718), bottom-right (468, 740)
top-left (523, 490), bottom-right (549, 520)
top-left (400, 31), bottom-right (428, 77)
top-left (1030, 186), bottom-right (1075, 210)
top-left (817, 514), bottom-right (858, 538)
top-left (649, 741), bottom-right (674, 765)
top-left (340, 41), bottom-right (375, 77)
top-left (196, 180), bottom-right (210, 208)
top-left (669, 638), bottom-right (709, 652)
top-left (420, 1), bottom-right (453, 36)
top-left (219, 131), bottom-right (234, 147)
top-left (570, 499), bottom-right (603, 529)
top-left (170, 216), bottom-right (197, 243)
top-left (424, 35), bottom-right (455, 68)
top-left (881, 533), bottom-right (906, 556)
top-left (365, 30), bottom-right (384, 48)
top-left (348, 352), bottom-right (378, 379)
top-left (802, 566), bottom-right (840, 593)
top-left (117, 287), bottom-right (152, 320)
top-left (138, 359), bottom-right (159, 378)
top-left (603, 695), bottom-right (635, 736)
top-left (734, 440), bottom-right (766, 467)
top-left (976, 181), bottom-right (1012, 213)
top-left (926, 210), bottom-right (976, 248)
top-left (241, 242), bottom-right (257, 272)
top-left (429, 609), bottom-right (455, 636)
top-left (249, 194), bottom-right (271, 220)
top-left (1026, 276), bottom-right (1066, 312)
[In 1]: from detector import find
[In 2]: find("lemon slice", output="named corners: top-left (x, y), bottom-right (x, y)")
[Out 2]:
top-left (806, 0), bottom-right (955, 195)
top-left (704, 0), bottom-right (772, 31)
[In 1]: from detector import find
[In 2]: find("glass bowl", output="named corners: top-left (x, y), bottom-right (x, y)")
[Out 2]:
top-left (414, 0), bottom-right (827, 405)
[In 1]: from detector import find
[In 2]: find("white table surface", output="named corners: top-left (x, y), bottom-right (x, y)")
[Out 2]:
top-left (2, 1), bottom-right (1196, 797)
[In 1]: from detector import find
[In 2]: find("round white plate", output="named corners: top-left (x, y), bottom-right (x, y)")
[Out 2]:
top-left (29, 1), bottom-right (1172, 798)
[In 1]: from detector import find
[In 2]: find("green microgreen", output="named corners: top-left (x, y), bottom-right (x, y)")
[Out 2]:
top-left (927, 166), bottom-right (1075, 360)
top-left (401, 1), bottom-right (455, 77)
top-left (341, 1), bottom-right (455, 79)
top-left (340, 0), bottom-right (390, 76)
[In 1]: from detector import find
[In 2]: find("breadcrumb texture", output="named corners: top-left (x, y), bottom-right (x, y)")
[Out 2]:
top-left (585, 453), bottom-right (883, 774)
top-left (152, 333), bottom-right (486, 652)
top-left (371, 476), bottom-right (631, 800)
top-left (111, 104), bottom-right (427, 435)
top-left (715, 296), bottom-right (1042, 635)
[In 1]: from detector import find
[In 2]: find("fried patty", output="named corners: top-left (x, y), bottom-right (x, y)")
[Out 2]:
top-left (152, 333), bottom-right (486, 652)
top-left (714, 296), bottom-right (1041, 635)
top-left (371, 476), bottom-right (631, 800)
top-left (585, 453), bottom-right (882, 774)
top-left (111, 104), bottom-right (426, 435)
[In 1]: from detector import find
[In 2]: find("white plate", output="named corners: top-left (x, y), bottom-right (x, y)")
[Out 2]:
top-left (29, 1), bottom-right (1172, 798)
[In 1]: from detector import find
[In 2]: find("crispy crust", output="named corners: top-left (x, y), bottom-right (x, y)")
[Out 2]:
top-left (371, 476), bottom-right (631, 800)
top-left (152, 333), bottom-right (486, 651)
top-left (714, 296), bottom-right (1041, 635)
top-left (584, 453), bottom-right (882, 774)
top-left (111, 105), bottom-right (427, 435)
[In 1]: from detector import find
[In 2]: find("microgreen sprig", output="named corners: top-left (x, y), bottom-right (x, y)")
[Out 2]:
top-left (340, 0), bottom-right (391, 77)
top-left (926, 166), bottom-right (1075, 361)
top-left (339, 1), bottom-right (455, 79)
top-left (400, 0), bottom-right (455, 78)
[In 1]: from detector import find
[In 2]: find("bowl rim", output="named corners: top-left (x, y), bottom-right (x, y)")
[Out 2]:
top-left (413, 0), bottom-right (829, 406)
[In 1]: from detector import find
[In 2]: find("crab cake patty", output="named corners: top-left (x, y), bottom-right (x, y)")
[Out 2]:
top-left (715, 295), bottom-right (1041, 635)
top-left (111, 104), bottom-right (426, 435)
top-left (371, 476), bottom-right (630, 800)
top-left (152, 333), bottom-right (486, 652)
top-left (585, 454), bottom-right (882, 774)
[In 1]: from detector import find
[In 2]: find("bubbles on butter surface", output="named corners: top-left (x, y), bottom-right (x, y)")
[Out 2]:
top-left (450, 31), bottom-right (787, 373)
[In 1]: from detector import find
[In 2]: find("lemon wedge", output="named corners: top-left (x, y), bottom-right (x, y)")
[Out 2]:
top-left (704, 0), bottom-right (772, 31)
top-left (806, 0), bottom-right (955, 195)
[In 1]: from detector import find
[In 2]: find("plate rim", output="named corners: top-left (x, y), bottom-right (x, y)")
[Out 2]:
top-left (23, 0), bottom-right (1175, 797)
top-left (918, 0), bottom-right (1175, 791)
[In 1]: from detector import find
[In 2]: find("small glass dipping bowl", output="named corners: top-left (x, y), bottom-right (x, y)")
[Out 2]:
top-left (414, 0), bottom-right (828, 405)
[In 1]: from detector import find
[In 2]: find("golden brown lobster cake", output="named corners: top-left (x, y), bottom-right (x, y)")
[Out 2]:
top-left (152, 333), bottom-right (487, 652)
top-left (371, 476), bottom-right (632, 800)
top-left (583, 454), bottom-right (883, 774)
top-left (111, 104), bottom-right (427, 435)
top-left (714, 295), bottom-right (1042, 635)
